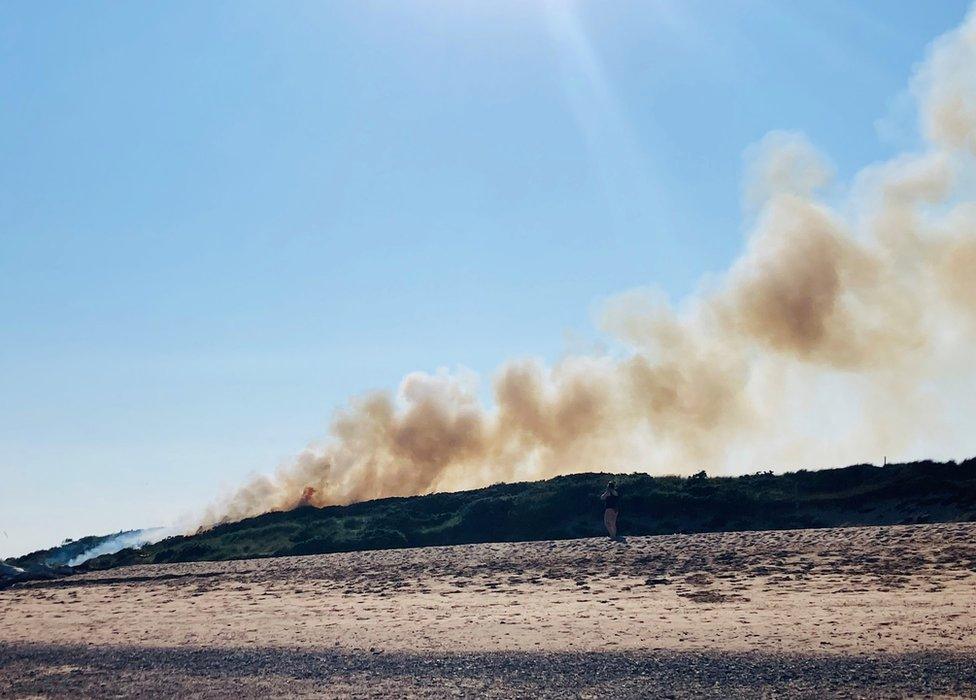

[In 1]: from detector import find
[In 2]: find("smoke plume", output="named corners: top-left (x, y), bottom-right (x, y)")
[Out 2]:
top-left (199, 7), bottom-right (976, 529)
top-left (67, 528), bottom-right (175, 567)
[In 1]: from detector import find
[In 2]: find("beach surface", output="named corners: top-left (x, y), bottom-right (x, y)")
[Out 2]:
top-left (2, 522), bottom-right (975, 697)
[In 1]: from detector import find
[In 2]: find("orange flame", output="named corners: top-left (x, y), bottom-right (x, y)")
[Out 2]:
top-left (298, 486), bottom-right (316, 506)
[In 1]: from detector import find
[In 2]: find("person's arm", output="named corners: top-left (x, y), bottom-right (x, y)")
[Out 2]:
top-left (600, 490), bottom-right (608, 501)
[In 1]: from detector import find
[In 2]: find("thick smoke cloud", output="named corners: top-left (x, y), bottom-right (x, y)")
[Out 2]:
top-left (199, 7), bottom-right (976, 529)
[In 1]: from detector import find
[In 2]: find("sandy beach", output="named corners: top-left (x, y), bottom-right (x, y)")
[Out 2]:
top-left (2, 522), bottom-right (975, 697)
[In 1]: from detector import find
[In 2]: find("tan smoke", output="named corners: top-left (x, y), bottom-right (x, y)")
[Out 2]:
top-left (198, 6), bottom-right (976, 529)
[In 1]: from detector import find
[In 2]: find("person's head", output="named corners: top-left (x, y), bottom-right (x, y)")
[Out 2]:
top-left (608, 480), bottom-right (616, 490)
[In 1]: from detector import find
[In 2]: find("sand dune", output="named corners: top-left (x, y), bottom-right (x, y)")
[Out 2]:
top-left (1, 523), bottom-right (974, 697)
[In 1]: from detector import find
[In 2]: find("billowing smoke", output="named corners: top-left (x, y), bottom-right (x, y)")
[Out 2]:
top-left (199, 7), bottom-right (976, 529)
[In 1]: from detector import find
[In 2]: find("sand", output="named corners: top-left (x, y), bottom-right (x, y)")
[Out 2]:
top-left (1, 522), bottom-right (975, 697)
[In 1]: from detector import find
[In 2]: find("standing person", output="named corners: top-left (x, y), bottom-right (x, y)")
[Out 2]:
top-left (600, 480), bottom-right (620, 539)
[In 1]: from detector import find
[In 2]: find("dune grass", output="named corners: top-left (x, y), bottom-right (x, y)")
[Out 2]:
top-left (69, 457), bottom-right (976, 571)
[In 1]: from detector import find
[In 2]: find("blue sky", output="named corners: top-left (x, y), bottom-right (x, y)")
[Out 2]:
top-left (1, 0), bottom-right (971, 557)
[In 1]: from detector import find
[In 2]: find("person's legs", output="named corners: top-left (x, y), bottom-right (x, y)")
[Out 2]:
top-left (604, 509), bottom-right (618, 538)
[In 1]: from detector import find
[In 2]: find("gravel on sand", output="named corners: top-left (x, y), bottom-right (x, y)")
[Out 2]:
top-left (2, 642), bottom-right (975, 699)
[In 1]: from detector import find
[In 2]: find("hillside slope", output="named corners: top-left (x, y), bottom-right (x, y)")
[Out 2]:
top-left (78, 458), bottom-right (976, 570)
top-left (9, 531), bottom-right (141, 569)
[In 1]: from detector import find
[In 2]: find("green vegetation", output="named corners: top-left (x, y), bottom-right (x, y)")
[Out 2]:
top-left (9, 531), bottom-right (139, 570)
top-left (80, 458), bottom-right (975, 570)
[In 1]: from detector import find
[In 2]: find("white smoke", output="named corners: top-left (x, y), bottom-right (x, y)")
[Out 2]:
top-left (68, 527), bottom-right (175, 567)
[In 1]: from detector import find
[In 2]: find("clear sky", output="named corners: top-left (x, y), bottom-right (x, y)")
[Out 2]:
top-left (1, 0), bottom-right (972, 558)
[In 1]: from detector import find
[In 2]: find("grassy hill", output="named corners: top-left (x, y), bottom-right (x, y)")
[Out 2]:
top-left (77, 457), bottom-right (976, 571)
top-left (9, 531), bottom-right (141, 570)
